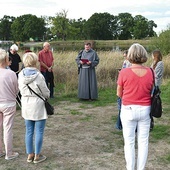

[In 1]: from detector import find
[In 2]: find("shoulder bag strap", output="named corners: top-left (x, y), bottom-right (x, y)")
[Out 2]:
top-left (27, 84), bottom-right (45, 102)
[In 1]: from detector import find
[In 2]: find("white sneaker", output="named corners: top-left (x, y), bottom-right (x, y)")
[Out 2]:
top-left (5, 152), bottom-right (19, 160)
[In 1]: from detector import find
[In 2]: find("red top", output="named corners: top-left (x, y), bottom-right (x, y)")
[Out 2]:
top-left (117, 67), bottom-right (153, 106)
top-left (38, 49), bottom-right (54, 72)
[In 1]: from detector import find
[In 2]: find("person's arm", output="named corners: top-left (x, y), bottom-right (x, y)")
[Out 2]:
top-left (38, 51), bottom-right (50, 70)
top-left (48, 52), bottom-right (54, 72)
top-left (117, 85), bottom-right (123, 98)
top-left (40, 61), bottom-right (49, 69)
top-left (89, 50), bottom-right (99, 67)
top-left (155, 62), bottom-right (164, 86)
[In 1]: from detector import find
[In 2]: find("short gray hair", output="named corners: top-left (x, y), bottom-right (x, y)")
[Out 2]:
top-left (23, 52), bottom-right (38, 67)
top-left (43, 42), bottom-right (50, 47)
top-left (127, 43), bottom-right (148, 64)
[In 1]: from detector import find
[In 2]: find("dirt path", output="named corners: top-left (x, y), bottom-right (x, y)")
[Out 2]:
top-left (0, 101), bottom-right (169, 170)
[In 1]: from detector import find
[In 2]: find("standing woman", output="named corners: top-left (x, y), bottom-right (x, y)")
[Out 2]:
top-left (151, 50), bottom-right (164, 87)
top-left (117, 43), bottom-right (153, 170)
top-left (18, 52), bottom-right (50, 163)
top-left (0, 49), bottom-right (19, 160)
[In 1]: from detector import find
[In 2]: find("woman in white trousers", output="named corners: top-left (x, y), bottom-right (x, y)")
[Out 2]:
top-left (117, 43), bottom-right (153, 170)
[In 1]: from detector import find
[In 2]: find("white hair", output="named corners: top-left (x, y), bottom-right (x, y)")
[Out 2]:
top-left (10, 44), bottom-right (18, 51)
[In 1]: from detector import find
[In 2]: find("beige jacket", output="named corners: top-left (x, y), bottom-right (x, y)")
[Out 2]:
top-left (18, 68), bottom-right (50, 120)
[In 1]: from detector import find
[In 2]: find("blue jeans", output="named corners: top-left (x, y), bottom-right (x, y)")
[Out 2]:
top-left (115, 97), bottom-right (122, 130)
top-left (25, 119), bottom-right (46, 154)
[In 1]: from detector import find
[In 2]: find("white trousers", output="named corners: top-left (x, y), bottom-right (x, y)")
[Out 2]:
top-left (121, 105), bottom-right (151, 170)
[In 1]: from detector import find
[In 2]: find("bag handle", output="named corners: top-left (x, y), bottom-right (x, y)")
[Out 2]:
top-left (27, 84), bottom-right (46, 102)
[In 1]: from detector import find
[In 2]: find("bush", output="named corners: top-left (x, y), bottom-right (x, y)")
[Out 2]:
top-left (150, 29), bottom-right (170, 55)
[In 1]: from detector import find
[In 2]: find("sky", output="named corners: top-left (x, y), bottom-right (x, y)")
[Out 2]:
top-left (1, 0), bottom-right (170, 34)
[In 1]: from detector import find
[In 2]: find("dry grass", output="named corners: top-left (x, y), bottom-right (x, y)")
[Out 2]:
top-left (18, 50), bottom-right (170, 93)
top-left (51, 51), bottom-right (170, 93)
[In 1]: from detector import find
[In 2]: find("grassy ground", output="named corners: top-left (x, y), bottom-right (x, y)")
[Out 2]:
top-left (0, 82), bottom-right (169, 170)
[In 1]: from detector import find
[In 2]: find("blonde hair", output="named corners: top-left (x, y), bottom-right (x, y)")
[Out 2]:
top-left (23, 52), bottom-right (38, 67)
top-left (0, 48), bottom-right (8, 64)
top-left (127, 43), bottom-right (148, 64)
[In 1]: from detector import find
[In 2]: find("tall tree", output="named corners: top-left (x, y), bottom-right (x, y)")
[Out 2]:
top-left (133, 15), bottom-right (148, 39)
top-left (148, 20), bottom-right (157, 37)
top-left (51, 10), bottom-right (69, 41)
top-left (0, 15), bottom-right (15, 40)
top-left (133, 15), bottom-right (156, 39)
top-left (117, 13), bottom-right (134, 40)
top-left (11, 14), bottom-right (45, 41)
top-left (68, 18), bottom-right (86, 40)
top-left (84, 12), bottom-right (118, 40)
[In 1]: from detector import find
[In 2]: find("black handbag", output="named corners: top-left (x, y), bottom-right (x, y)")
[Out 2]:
top-left (27, 85), bottom-right (54, 115)
top-left (150, 68), bottom-right (162, 118)
top-left (44, 99), bottom-right (54, 115)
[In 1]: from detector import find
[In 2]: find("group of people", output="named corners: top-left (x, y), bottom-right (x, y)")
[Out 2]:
top-left (76, 42), bottom-right (164, 169)
top-left (0, 42), bottom-right (54, 163)
top-left (0, 41), bottom-right (164, 168)
top-left (76, 42), bottom-right (164, 170)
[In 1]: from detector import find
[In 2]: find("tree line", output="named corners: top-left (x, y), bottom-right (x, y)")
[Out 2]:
top-left (0, 10), bottom-right (158, 42)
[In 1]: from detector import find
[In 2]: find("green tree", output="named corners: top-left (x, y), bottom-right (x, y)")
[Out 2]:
top-left (11, 14), bottom-right (46, 41)
top-left (84, 12), bottom-right (118, 40)
top-left (68, 18), bottom-right (86, 40)
top-left (133, 15), bottom-right (157, 39)
top-left (117, 13), bottom-right (134, 40)
top-left (148, 20), bottom-right (157, 37)
top-left (51, 10), bottom-right (69, 41)
top-left (0, 15), bottom-right (15, 40)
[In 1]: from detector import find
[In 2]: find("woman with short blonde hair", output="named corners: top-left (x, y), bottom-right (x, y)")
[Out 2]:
top-left (22, 52), bottom-right (38, 68)
top-left (18, 52), bottom-right (50, 163)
